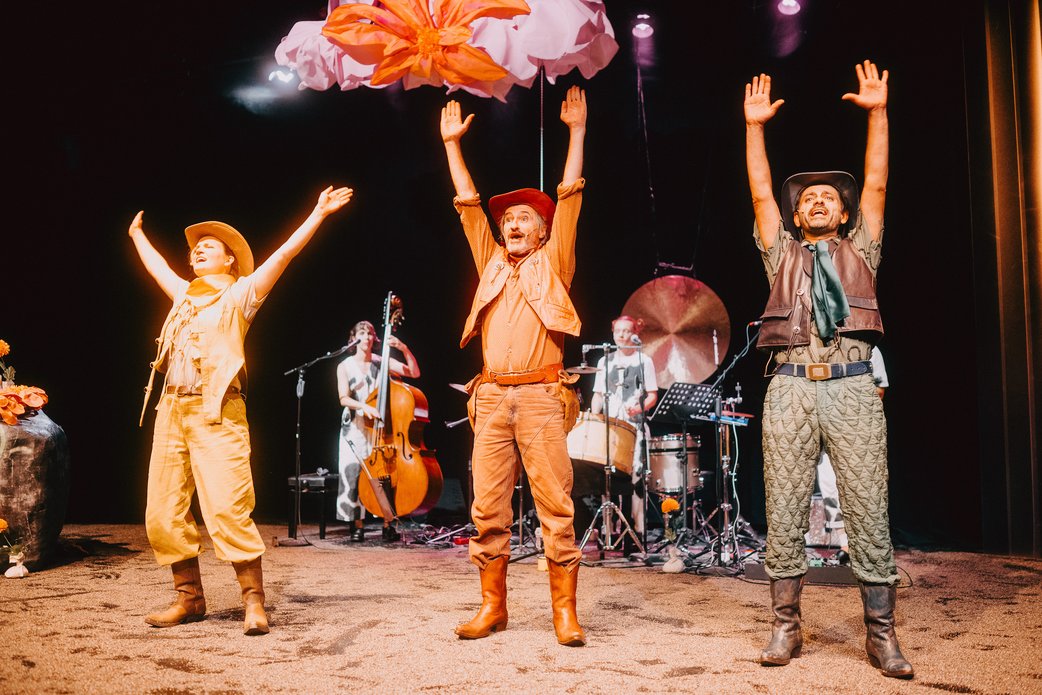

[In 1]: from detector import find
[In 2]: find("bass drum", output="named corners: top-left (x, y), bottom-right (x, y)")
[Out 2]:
top-left (648, 433), bottom-right (703, 495)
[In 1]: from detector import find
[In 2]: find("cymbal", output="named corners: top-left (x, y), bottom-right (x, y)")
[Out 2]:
top-left (565, 365), bottom-right (601, 375)
top-left (621, 275), bottom-right (731, 388)
top-left (448, 382), bottom-right (469, 395)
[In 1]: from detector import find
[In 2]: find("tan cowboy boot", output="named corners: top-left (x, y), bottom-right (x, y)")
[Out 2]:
top-left (760, 576), bottom-right (804, 665)
top-left (232, 557), bottom-right (270, 636)
top-left (547, 559), bottom-right (585, 646)
top-left (455, 555), bottom-right (508, 639)
top-left (145, 556), bottom-right (206, 627)
top-left (860, 583), bottom-right (914, 678)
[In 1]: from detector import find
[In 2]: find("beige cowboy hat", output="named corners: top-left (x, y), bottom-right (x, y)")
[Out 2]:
top-left (184, 221), bottom-right (255, 276)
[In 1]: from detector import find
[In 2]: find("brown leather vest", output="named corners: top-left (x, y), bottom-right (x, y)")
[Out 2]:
top-left (757, 237), bottom-right (883, 350)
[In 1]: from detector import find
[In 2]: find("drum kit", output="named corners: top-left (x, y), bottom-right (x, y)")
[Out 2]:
top-left (564, 275), bottom-right (764, 571)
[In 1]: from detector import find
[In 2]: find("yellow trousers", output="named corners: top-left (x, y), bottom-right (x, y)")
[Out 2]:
top-left (145, 393), bottom-right (265, 565)
top-left (469, 381), bottom-right (581, 569)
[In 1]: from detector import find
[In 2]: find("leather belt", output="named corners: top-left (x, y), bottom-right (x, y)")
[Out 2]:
top-left (165, 385), bottom-right (241, 396)
top-left (774, 360), bottom-right (873, 381)
top-left (481, 363), bottom-right (563, 386)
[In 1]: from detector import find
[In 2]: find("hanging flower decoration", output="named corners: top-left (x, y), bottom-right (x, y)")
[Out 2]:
top-left (322, 0), bottom-right (530, 89)
top-left (275, 0), bottom-right (618, 101)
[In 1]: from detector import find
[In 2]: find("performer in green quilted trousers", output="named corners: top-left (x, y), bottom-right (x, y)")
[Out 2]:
top-left (742, 61), bottom-right (913, 679)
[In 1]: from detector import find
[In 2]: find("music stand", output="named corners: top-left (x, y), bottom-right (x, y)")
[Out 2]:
top-left (648, 382), bottom-right (719, 554)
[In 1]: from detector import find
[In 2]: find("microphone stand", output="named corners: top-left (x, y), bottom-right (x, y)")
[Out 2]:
top-left (278, 340), bottom-right (358, 546)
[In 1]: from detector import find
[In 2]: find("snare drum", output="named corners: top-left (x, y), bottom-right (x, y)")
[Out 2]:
top-left (648, 433), bottom-right (702, 494)
top-left (567, 412), bottom-right (636, 475)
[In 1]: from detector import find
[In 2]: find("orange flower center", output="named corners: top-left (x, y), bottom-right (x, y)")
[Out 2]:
top-left (415, 27), bottom-right (442, 57)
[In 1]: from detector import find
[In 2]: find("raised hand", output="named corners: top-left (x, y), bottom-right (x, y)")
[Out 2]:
top-left (128, 210), bottom-right (145, 237)
top-left (315, 186), bottom-right (354, 217)
top-left (560, 85), bottom-right (587, 130)
top-left (745, 74), bottom-right (784, 125)
top-left (842, 60), bottom-right (888, 111)
top-left (440, 100), bottom-right (474, 143)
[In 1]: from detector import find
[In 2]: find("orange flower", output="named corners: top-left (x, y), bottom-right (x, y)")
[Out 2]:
top-left (323, 0), bottom-right (529, 88)
top-left (0, 394), bottom-right (25, 425)
top-left (0, 518), bottom-right (8, 533)
top-left (14, 386), bottom-right (47, 410)
top-left (0, 339), bottom-right (9, 358)
top-left (660, 498), bottom-right (680, 514)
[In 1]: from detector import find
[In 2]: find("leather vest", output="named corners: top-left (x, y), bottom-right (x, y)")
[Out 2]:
top-left (757, 237), bottom-right (883, 350)
top-left (139, 278), bottom-right (249, 425)
top-left (460, 245), bottom-right (582, 348)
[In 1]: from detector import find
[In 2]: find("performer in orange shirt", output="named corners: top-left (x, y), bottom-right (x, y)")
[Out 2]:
top-left (440, 86), bottom-right (588, 646)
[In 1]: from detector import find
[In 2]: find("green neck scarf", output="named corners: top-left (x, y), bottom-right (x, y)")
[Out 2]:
top-left (809, 240), bottom-right (850, 341)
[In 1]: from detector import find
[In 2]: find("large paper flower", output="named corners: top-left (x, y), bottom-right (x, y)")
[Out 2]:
top-left (0, 394), bottom-right (25, 426)
top-left (322, 0), bottom-right (530, 88)
top-left (275, 0), bottom-right (616, 101)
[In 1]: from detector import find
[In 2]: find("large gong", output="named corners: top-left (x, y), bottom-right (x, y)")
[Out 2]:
top-left (621, 275), bottom-right (730, 388)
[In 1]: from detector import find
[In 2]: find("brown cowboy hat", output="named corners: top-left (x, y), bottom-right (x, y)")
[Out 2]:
top-left (781, 171), bottom-right (859, 237)
top-left (185, 221), bottom-right (255, 276)
top-left (488, 188), bottom-right (556, 242)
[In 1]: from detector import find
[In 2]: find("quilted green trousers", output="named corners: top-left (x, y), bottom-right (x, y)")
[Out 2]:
top-left (762, 372), bottom-right (898, 585)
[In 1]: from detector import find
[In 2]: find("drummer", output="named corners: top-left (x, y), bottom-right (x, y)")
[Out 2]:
top-left (589, 315), bottom-right (658, 546)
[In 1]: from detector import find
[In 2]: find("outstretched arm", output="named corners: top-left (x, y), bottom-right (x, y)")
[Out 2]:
top-left (744, 74), bottom-right (785, 248)
top-left (842, 60), bottom-right (889, 241)
top-left (128, 211), bottom-right (185, 300)
top-left (387, 336), bottom-right (420, 379)
top-left (251, 186), bottom-right (354, 299)
top-left (559, 86), bottom-right (587, 185)
top-left (440, 101), bottom-right (477, 199)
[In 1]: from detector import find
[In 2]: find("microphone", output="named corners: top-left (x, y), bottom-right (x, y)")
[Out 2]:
top-left (582, 342), bottom-right (618, 352)
top-left (630, 335), bottom-right (642, 346)
top-left (747, 320), bottom-right (763, 327)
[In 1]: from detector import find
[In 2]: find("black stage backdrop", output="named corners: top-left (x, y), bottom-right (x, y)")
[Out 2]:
top-left (6, 1), bottom-right (982, 548)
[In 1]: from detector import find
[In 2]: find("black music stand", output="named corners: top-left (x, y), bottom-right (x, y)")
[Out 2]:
top-left (649, 383), bottom-right (719, 552)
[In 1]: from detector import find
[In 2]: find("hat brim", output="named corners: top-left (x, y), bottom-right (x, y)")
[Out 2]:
top-left (185, 221), bottom-right (254, 276)
top-left (781, 171), bottom-right (859, 237)
top-left (488, 188), bottom-right (556, 243)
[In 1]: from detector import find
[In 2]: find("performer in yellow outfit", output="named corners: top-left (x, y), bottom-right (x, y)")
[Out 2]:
top-left (129, 185), bottom-right (354, 635)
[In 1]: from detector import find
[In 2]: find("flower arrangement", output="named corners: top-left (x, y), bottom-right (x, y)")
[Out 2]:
top-left (660, 497), bottom-right (681, 542)
top-left (0, 517), bottom-right (29, 578)
top-left (0, 340), bottom-right (49, 425)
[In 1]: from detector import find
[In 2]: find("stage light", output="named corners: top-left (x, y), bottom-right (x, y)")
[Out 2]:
top-left (632, 13), bottom-right (654, 39)
top-left (777, 0), bottom-right (801, 16)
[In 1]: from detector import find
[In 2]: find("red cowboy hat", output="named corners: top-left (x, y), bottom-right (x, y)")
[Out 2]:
top-left (488, 188), bottom-right (556, 238)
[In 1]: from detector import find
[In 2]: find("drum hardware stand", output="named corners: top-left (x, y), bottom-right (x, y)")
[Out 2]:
top-left (578, 344), bottom-right (644, 561)
top-left (510, 466), bottom-right (541, 562)
top-left (424, 414), bottom-right (476, 546)
top-left (278, 339), bottom-right (359, 547)
top-left (688, 322), bottom-right (765, 575)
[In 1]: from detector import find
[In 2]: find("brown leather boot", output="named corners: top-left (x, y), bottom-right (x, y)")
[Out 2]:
top-left (860, 583), bottom-right (914, 678)
top-left (760, 576), bottom-right (804, 665)
top-left (145, 556), bottom-right (206, 627)
top-left (547, 559), bottom-right (585, 646)
top-left (455, 555), bottom-right (508, 639)
top-left (233, 557), bottom-right (270, 636)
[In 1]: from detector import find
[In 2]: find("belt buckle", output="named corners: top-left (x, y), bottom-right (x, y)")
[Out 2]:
top-left (806, 363), bottom-right (831, 381)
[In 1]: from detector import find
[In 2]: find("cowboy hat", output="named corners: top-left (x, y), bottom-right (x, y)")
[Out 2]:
top-left (488, 188), bottom-right (556, 242)
top-left (185, 221), bottom-right (254, 276)
top-left (781, 171), bottom-right (859, 237)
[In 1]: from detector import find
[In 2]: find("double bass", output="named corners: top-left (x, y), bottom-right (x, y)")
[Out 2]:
top-left (357, 292), bottom-right (443, 520)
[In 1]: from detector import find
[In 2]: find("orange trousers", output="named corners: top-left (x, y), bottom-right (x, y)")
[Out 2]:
top-left (145, 393), bottom-right (266, 566)
top-left (468, 381), bottom-right (582, 569)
